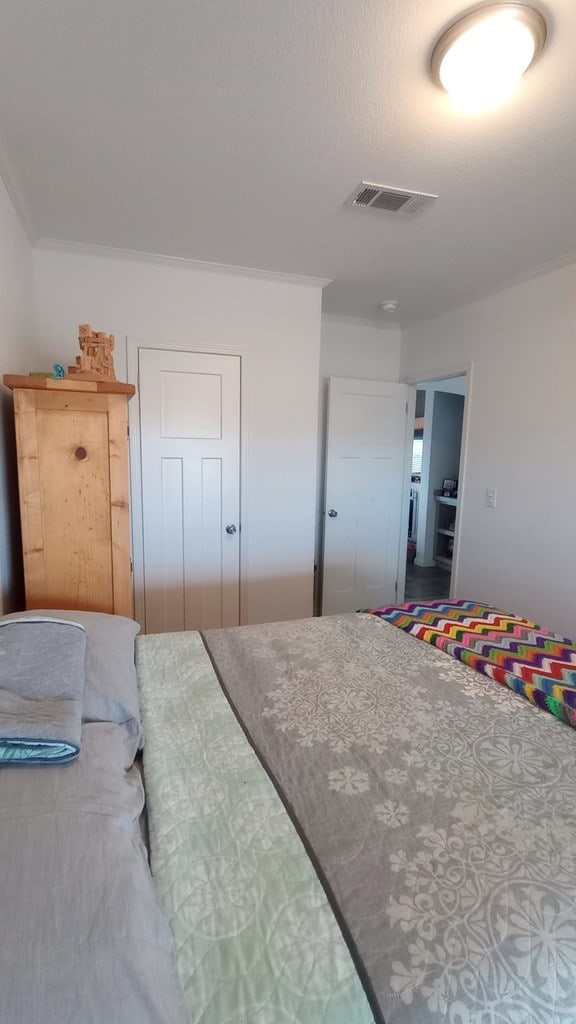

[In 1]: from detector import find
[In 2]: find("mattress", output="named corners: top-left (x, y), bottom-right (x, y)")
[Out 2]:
top-left (138, 612), bottom-right (576, 1024)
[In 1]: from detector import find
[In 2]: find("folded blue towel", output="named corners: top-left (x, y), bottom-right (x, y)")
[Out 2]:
top-left (0, 618), bottom-right (86, 765)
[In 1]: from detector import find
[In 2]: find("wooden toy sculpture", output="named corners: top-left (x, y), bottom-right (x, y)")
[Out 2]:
top-left (66, 324), bottom-right (117, 382)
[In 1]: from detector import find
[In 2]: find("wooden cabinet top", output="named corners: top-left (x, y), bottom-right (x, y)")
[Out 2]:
top-left (3, 374), bottom-right (135, 396)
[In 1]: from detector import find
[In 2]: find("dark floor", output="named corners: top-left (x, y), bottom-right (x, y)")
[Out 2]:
top-left (405, 562), bottom-right (451, 600)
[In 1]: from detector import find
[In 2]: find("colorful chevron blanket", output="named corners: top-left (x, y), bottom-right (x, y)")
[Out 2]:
top-left (368, 600), bottom-right (576, 728)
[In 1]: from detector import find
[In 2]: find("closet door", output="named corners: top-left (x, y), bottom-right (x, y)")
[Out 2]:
top-left (138, 348), bottom-right (241, 633)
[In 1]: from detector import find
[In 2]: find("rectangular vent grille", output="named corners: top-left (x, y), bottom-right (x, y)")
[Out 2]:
top-left (347, 182), bottom-right (437, 216)
top-left (355, 186), bottom-right (380, 206)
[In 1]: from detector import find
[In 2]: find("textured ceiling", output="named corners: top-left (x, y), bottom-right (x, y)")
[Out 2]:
top-left (0, 0), bottom-right (574, 324)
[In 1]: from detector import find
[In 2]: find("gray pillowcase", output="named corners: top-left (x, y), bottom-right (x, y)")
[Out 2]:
top-left (0, 610), bottom-right (142, 747)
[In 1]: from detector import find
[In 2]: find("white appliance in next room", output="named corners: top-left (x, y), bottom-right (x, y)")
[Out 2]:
top-left (408, 486), bottom-right (419, 542)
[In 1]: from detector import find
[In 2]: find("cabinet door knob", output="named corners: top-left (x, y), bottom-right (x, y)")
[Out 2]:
top-left (75, 446), bottom-right (87, 460)
top-left (225, 524), bottom-right (237, 535)
top-left (327, 509), bottom-right (338, 518)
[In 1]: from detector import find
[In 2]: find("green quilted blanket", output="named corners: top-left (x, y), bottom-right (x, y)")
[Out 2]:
top-left (136, 631), bottom-right (373, 1024)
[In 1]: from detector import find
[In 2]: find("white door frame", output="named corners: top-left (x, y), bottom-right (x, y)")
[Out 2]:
top-left (397, 384), bottom-right (417, 603)
top-left (401, 362), bottom-right (474, 600)
top-left (125, 335), bottom-right (249, 631)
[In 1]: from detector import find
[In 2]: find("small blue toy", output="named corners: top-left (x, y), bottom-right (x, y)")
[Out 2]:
top-left (52, 363), bottom-right (65, 379)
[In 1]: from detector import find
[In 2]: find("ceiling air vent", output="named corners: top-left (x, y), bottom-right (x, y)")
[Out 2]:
top-left (347, 182), bottom-right (437, 216)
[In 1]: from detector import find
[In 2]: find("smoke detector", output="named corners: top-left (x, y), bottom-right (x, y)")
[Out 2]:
top-left (379, 300), bottom-right (399, 313)
top-left (347, 181), bottom-right (437, 216)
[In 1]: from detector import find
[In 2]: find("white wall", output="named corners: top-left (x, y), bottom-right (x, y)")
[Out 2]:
top-left (32, 243), bottom-right (324, 626)
top-left (401, 261), bottom-right (576, 637)
top-left (320, 315), bottom-right (401, 383)
top-left (0, 177), bottom-right (35, 614)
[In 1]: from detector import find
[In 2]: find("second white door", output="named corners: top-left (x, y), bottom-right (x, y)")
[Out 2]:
top-left (138, 348), bottom-right (240, 633)
top-left (322, 377), bottom-right (413, 615)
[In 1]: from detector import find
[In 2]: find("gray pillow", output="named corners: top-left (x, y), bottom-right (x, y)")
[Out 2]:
top-left (0, 610), bottom-right (142, 746)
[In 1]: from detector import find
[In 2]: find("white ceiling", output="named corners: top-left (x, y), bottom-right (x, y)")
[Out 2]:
top-left (1, 0), bottom-right (575, 325)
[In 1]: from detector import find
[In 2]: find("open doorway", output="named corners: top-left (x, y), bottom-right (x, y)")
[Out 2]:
top-left (405, 374), bottom-right (467, 601)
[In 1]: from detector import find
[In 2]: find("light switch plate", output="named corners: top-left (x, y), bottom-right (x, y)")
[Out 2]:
top-left (485, 488), bottom-right (497, 509)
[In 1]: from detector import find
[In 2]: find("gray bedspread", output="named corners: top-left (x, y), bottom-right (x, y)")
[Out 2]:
top-left (0, 617), bottom-right (86, 764)
top-left (0, 720), bottom-right (190, 1024)
top-left (0, 610), bottom-right (190, 1024)
top-left (204, 612), bottom-right (576, 1024)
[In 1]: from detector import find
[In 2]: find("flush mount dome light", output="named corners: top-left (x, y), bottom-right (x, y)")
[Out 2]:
top-left (431, 3), bottom-right (547, 112)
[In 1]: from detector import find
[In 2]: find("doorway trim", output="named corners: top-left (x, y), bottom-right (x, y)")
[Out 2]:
top-left (125, 335), bottom-right (249, 631)
top-left (401, 362), bottom-right (474, 599)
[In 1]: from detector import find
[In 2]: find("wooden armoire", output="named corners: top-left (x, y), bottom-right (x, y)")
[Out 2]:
top-left (3, 375), bottom-right (135, 618)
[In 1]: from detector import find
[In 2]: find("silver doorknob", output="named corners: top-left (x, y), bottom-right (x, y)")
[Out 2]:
top-left (225, 524), bottom-right (237, 535)
top-left (327, 509), bottom-right (338, 518)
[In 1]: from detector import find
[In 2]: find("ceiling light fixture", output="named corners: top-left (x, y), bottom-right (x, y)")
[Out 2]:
top-left (431, 3), bottom-right (547, 113)
top-left (379, 300), bottom-right (399, 313)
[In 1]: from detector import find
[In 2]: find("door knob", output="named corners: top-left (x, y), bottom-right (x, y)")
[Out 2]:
top-left (327, 509), bottom-right (338, 518)
top-left (225, 524), bottom-right (237, 535)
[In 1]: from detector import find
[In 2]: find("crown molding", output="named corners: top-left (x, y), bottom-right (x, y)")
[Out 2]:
top-left (0, 132), bottom-right (36, 242)
top-left (402, 246), bottom-right (576, 331)
top-left (35, 237), bottom-right (332, 290)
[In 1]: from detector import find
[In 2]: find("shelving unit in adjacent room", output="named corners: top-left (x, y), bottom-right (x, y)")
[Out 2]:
top-left (434, 494), bottom-right (457, 571)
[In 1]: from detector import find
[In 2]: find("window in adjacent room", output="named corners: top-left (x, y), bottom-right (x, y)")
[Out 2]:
top-left (411, 436), bottom-right (423, 475)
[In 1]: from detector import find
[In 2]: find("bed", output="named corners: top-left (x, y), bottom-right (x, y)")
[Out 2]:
top-left (2, 601), bottom-right (576, 1023)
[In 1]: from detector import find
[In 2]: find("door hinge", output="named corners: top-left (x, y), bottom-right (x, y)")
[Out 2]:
top-left (127, 422), bottom-right (130, 438)
top-left (394, 580), bottom-right (398, 595)
top-left (130, 559), bottom-right (133, 574)
top-left (405, 401), bottom-right (408, 414)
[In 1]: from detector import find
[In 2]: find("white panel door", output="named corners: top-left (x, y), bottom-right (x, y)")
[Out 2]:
top-left (138, 348), bottom-right (240, 633)
top-left (322, 378), bottom-right (412, 615)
